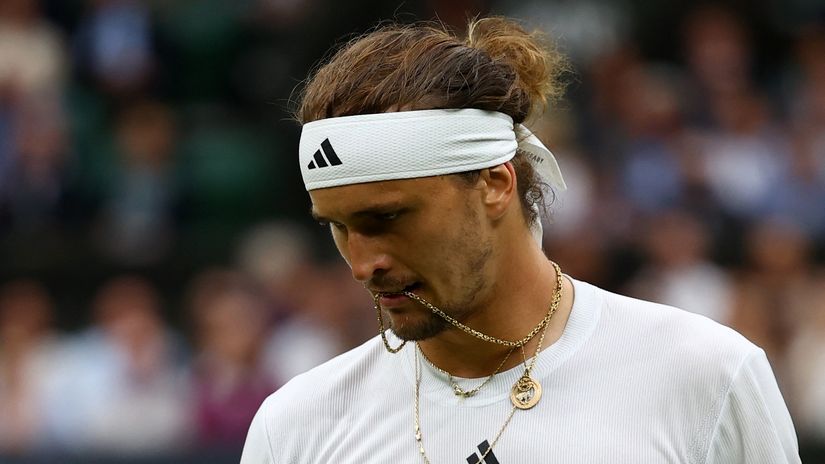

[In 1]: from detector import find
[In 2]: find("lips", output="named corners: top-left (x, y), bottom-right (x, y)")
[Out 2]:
top-left (378, 293), bottom-right (408, 308)
top-left (374, 282), bottom-right (421, 308)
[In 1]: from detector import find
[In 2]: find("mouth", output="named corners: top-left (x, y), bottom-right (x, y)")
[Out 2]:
top-left (375, 282), bottom-right (422, 308)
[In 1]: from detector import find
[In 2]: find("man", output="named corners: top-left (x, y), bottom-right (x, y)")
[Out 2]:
top-left (241, 17), bottom-right (799, 463)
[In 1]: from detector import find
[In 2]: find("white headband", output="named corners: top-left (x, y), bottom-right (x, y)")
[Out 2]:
top-left (299, 109), bottom-right (566, 246)
top-left (299, 108), bottom-right (566, 192)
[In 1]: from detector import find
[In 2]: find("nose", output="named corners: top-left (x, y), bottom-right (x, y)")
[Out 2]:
top-left (344, 231), bottom-right (392, 282)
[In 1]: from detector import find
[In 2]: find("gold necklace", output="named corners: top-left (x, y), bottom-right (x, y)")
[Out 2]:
top-left (510, 298), bottom-right (553, 409)
top-left (411, 261), bottom-right (562, 408)
top-left (413, 293), bottom-right (555, 463)
top-left (413, 347), bottom-right (518, 464)
top-left (375, 294), bottom-right (406, 353)
top-left (376, 261), bottom-right (563, 351)
top-left (417, 344), bottom-right (516, 398)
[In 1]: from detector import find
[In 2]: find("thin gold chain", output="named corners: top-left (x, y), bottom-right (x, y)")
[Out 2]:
top-left (413, 304), bottom-right (554, 463)
top-left (375, 295), bottom-right (406, 353)
top-left (414, 348), bottom-right (519, 464)
top-left (418, 344), bottom-right (516, 397)
top-left (412, 263), bottom-right (562, 463)
top-left (519, 293), bottom-right (552, 377)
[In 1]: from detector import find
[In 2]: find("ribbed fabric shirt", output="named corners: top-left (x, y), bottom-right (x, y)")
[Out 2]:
top-left (241, 278), bottom-right (800, 463)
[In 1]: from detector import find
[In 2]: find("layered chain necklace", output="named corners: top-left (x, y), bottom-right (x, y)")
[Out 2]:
top-left (413, 280), bottom-right (556, 463)
top-left (373, 261), bottom-right (564, 462)
top-left (374, 261), bottom-right (563, 352)
top-left (418, 344), bottom-right (516, 398)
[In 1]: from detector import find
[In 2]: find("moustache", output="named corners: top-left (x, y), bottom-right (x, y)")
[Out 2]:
top-left (365, 276), bottom-right (419, 295)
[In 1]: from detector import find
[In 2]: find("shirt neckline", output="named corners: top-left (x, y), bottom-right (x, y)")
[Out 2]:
top-left (396, 276), bottom-right (603, 408)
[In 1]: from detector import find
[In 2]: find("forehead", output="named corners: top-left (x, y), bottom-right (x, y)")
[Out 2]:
top-left (309, 175), bottom-right (462, 218)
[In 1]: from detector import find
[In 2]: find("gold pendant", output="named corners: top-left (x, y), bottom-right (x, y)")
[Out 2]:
top-left (510, 374), bottom-right (542, 409)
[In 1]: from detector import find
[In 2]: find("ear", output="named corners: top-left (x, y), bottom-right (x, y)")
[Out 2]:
top-left (479, 162), bottom-right (517, 220)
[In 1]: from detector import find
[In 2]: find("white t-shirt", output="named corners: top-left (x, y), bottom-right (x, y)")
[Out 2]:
top-left (241, 278), bottom-right (800, 463)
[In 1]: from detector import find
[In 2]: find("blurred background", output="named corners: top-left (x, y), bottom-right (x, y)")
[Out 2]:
top-left (0, 0), bottom-right (824, 462)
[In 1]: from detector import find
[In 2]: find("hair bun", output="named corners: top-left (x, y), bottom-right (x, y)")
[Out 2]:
top-left (298, 16), bottom-right (567, 124)
top-left (465, 17), bottom-right (567, 120)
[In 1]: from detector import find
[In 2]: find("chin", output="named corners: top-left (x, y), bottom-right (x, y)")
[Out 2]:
top-left (390, 314), bottom-right (449, 341)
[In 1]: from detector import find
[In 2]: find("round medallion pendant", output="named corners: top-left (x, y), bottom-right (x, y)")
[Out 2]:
top-left (510, 375), bottom-right (542, 409)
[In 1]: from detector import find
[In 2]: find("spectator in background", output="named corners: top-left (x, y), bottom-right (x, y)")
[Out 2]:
top-left (0, 97), bottom-right (70, 233)
top-left (778, 24), bottom-right (825, 240)
top-left (682, 5), bottom-right (754, 119)
top-left (790, 24), bottom-right (825, 179)
top-left (95, 100), bottom-right (179, 266)
top-left (42, 276), bottom-right (190, 455)
top-left (0, 0), bottom-right (70, 234)
top-left (0, 0), bottom-right (66, 99)
top-left (262, 261), bottom-right (374, 381)
top-left (187, 269), bottom-right (277, 449)
top-left (501, 0), bottom-right (629, 69)
top-left (614, 64), bottom-right (691, 215)
top-left (697, 89), bottom-right (791, 221)
top-left (785, 273), bottom-right (825, 444)
top-left (73, 0), bottom-right (155, 96)
top-left (683, 6), bottom-right (792, 223)
top-left (626, 209), bottom-right (734, 324)
top-left (729, 219), bottom-right (819, 376)
top-left (235, 221), bottom-right (316, 320)
top-left (235, 221), bottom-right (348, 381)
top-left (0, 280), bottom-right (61, 455)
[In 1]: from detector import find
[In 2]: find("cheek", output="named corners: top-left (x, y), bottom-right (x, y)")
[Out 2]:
top-left (411, 210), bottom-right (484, 276)
top-left (330, 228), bottom-right (351, 263)
top-left (446, 219), bottom-right (490, 281)
top-left (418, 231), bottom-right (470, 281)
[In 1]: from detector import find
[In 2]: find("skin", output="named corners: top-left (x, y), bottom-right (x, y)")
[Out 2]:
top-left (309, 162), bottom-right (575, 377)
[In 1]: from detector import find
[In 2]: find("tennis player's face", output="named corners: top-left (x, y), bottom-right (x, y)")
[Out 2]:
top-left (309, 175), bottom-right (495, 341)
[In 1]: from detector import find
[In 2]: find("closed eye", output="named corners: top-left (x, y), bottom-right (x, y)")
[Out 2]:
top-left (320, 220), bottom-right (346, 231)
top-left (376, 212), bottom-right (399, 221)
top-left (314, 218), bottom-right (345, 231)
top-left (310, 206), bottom-right (408, 234)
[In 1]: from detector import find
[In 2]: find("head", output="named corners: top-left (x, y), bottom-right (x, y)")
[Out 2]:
top-left (187, 269), bottom-right (268, 367)
top-left (298, 17), bottom-right (567, 341)
top-left (93, 275), bottom-right (165, 355)
top-left (0, 279), bottom-right (54, 348)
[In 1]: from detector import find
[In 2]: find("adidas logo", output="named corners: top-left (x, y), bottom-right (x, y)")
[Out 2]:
top-left (307, 138), bottom-right (343, 169)
top-left (466, 440), bottom-right (499, 464)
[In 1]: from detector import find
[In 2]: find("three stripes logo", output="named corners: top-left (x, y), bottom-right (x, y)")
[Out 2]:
top-left (466, 440), bottom-right (500, 464)
top-left (307, 138), bottom-right (343, 170)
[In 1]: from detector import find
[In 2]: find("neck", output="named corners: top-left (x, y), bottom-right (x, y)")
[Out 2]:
top-left (417, 243), bottom-right (574, 378)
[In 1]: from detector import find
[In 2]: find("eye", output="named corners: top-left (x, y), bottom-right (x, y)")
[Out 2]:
top-left (377, 212), bottom-right (399, 221)
top-left (317, 219), bottom-right (346, 231)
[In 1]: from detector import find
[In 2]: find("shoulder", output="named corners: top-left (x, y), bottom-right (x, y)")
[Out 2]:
top-left (592, 281), bottom-right (758, 361)
top-left (574, 281), bottom-right (799, 460)
top-left (264, 334), bottom-right (387, 414)
top-left (242, 336), bottom-right (391, 462)
top-left (573, 279), bottom-right (762, 397)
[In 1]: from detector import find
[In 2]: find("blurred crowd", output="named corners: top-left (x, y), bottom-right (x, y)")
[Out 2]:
top-left (0, 231), bottom-right (375, 456)
top-left (0, 0), bottom-right (824, 459)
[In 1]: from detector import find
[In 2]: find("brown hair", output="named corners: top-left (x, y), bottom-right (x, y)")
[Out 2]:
top-left (297, 17), bottom-right (568, 223)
